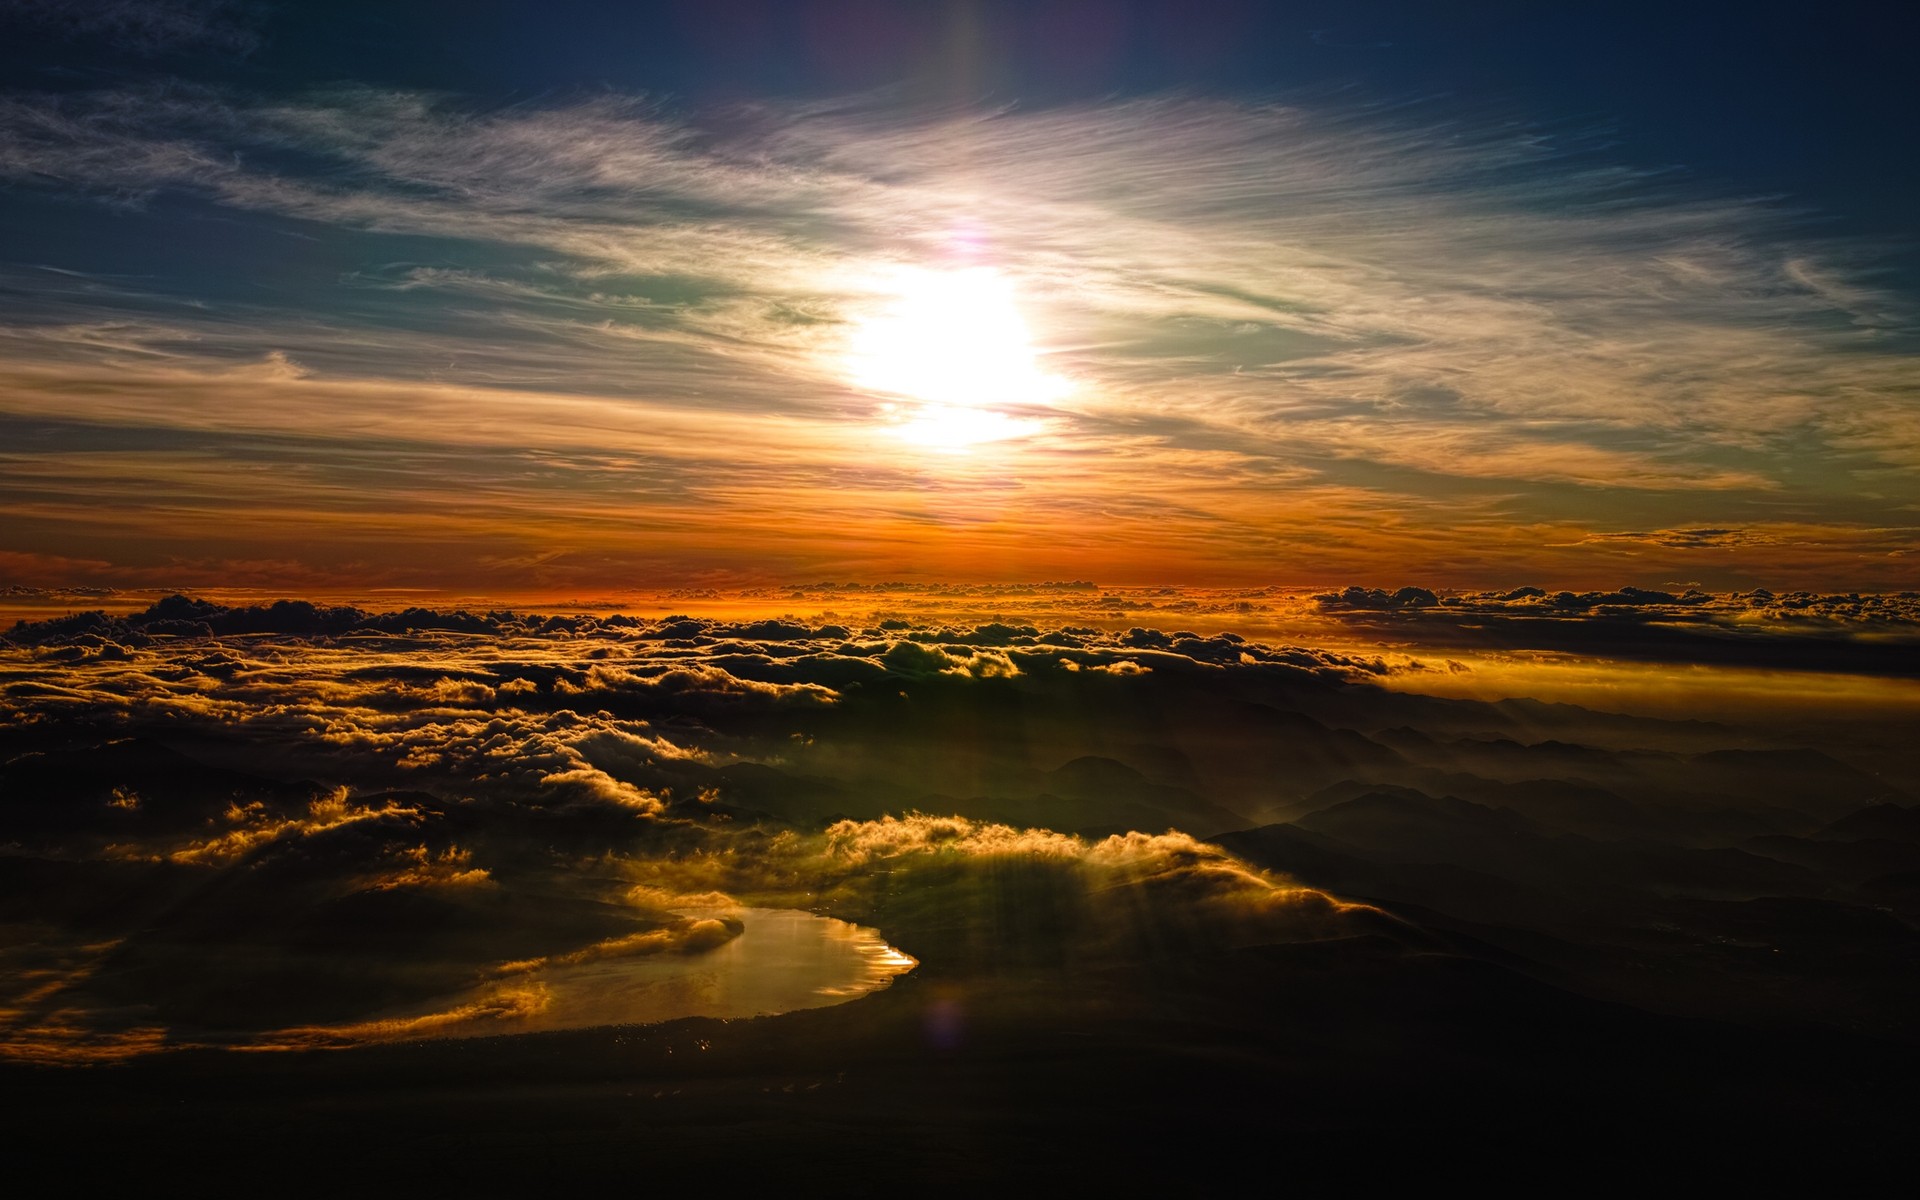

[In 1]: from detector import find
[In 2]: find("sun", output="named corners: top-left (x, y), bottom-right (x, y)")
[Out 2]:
top-left (846, 266), bottom-right (1070, 449)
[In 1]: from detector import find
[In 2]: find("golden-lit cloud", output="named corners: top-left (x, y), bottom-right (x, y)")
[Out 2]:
top-left (817, 812), bottom-right (1365, 930)
top-left (262, 987), bottom-right (554, 1051)
top-left (491, 919), bottom-right (743, 977)
top-left (3, 595), bottom-right (1915, 1062)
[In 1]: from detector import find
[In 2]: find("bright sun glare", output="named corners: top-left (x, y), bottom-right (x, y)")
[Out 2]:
top-left (847, 266), bottom-right (1070, 450)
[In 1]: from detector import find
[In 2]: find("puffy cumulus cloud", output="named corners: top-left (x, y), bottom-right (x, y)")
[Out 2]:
top-left (564, 661), bottom-right (840, 707)
top-left (361, 843), bottom-right (493, 892)
top-left (820, 814), bottom-right (1356, 921)
top-left (623, 884), bottom-right (741, 913)
top-left (535, 766), bottom-right (661, 813)
top-left (610, 814), bottom-right (1378, 967)
top-left (879, 639), bottom-right (1020, 679)
top-left (13, 593), bottom-right (1916, 1062)
top-left (805, 816), bottom-right (1379, 965)
top-left (11, 588), bottom-right (1913, 850)
top-left (0, 605), bottom-right (857, 824)
top-left (820, 813), bottom-right (1085, 865)
top-left (0, 594), bottom-right (1394, 707)
top-left (419, 677), bottom-right (498, 706)
top-left (302, 708), bottom-right (685, 817)
top-left (1317, 586), bottom-right (1445, 612)
top-left (159, 787), bottom-right (423, 866)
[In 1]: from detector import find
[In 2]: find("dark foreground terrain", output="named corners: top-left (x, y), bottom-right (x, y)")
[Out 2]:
top-left (4, 596), bottom-right (1918, 1189)
top-left (8, 934), bottom-right (1915, 1191)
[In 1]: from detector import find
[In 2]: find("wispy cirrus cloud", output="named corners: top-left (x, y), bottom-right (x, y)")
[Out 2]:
top-left (0, 85), bottom-right (1913, 587)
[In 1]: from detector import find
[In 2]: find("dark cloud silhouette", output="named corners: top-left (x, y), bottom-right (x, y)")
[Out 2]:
top-left (1311, 582), bottom-right (1920, 675)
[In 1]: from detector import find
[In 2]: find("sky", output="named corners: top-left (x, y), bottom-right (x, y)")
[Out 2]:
top-left (1, 0), bottom-right (1916, 595)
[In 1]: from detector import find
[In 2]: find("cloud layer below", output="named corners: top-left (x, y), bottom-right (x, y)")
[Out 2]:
top-left (4, 593), bottom-right (1915, 1060)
